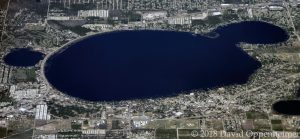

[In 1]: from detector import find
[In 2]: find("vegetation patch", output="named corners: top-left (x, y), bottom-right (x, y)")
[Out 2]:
top-left (155, 129), bottom-right (177, 139)
top-left (11, 68), bottom-right (36, 83)
top-left (0, 127), bottom-right (7, 138)
top-left (246, 111), bottom-right (269, 119)
top-left (271, 119), bottom-right (282, 124)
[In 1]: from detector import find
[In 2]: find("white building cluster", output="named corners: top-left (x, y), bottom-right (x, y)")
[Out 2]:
top-left (9, 85), bottom-right (39, 101)
top-left (35, 104), bottom-right (51, 120)
top-left (190, 12), bottom-right (208, 20)
top-left (48, 16), bottom-right (70, 20)
top-left (78, 10), bottom-right (109, 18)
top-left (142, 11), bottom-right (167, 20)
top-left (82, 129), bottom-right (106, 135)
top-left (82, 24), bottom-right (112, 31)
top-left (168, 17), bottom-right (192, 25)
top-left (131, 115), bottom-right (150, 128)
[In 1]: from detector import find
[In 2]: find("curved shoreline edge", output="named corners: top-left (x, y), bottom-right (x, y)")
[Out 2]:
top-left (272, 100), bottom-right (300, 116)
top-left (40, 32), bottom-right (105, 103)
top-left (40, 20), bottom-right (290, 103)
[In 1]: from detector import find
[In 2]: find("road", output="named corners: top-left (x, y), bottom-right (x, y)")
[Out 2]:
top-left (0, 0), bottom-right (11, 42)
top-left (285, 2), bottom-right (300, 43)
top-left (233, 72), bottom-right (300, 100)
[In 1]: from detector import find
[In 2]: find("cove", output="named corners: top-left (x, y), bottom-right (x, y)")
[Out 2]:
top-left (273, 100), bottom-right (300, 115)
top-left (44, 21), bottom-right (289, 101)
top-left (4, 48), bottom-right (45, 67)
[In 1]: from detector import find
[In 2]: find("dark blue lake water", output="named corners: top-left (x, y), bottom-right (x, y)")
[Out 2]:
top-left (44, 21), bottom-right (288, 101)
top-left (273, 100), bottom-right (300, 115)
top-left (4, 48), bottom-right (45, 67)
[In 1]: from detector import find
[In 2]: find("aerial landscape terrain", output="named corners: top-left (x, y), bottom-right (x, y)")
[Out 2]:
top-left (1, 0), bottom-right (300, 138)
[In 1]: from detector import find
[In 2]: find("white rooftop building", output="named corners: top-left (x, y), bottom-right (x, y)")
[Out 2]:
top-left (191, 12), bottom-right (208, 20)
top-left (78, 10), bottom-right (109, 18)
top-left (131, 115), bottom-right (150, 128)
top-left (82, 24), bottom-right (112, 31)
top-left (268, 5), bottom-right (284, 10)
top-left (247, 8), bottom-right (253, 18)
top-left (82, 129), bottom-right (106, 135)
top-left (211, 11), bottom-right (222, 16)
top-left (48, 16), bottom-right (70, 20)
top-left (9, 85), bottom-right (39, 101)
top-left (35, 104), bottom-right (51, 120)
top-left (168, 17), bottom-right (192, 25)
top-left (142, 11), bottom-right (167, 20)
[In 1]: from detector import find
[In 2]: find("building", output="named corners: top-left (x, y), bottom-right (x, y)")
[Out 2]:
top-left (247, 9), bottom-right (253, 18)
top-left (269, 0), bottom-right (284, 10)
top-left (221, 4), bottom-right (233, 7)
top-left (211, 11), bottom-right (222, 16)
top-left (142, 11), bottom-right (167, 20)
top-left (48, 16), bottom-right (70, 20)
top-left (191, 12), bottom-right (208, 20)
top-left (35, 104), bottom-right (50, 120)
top-left (168, 17), bottom-right (192, 25)
top-left (131, 115), bottom-right (150, 128)
top-left (82, 24), bottom-right (112, 31)
top-left (9, 85), bottom-right (39, 101)
top-left (78, 10), bottom-right (109, 18)
top-left (268, 5), bottom-right (284, 11)
top-left (82, 129), bottom-right (106, 136)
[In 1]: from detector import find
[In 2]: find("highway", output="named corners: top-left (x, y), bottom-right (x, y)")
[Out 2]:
top-left (285, 1), bottom-right (300, 43)
top-left (0, 0), bottom-right (11, 42)
top-left (233, 72), bottom-right (300, 100)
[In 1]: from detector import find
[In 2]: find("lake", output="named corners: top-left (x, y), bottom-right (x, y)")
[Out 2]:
top-left (4, 48), bottom-right (45, 67)
top-left (273, 100), bottom-right (300, 115)
top-left (44, 21), bottom-right (288, 101)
